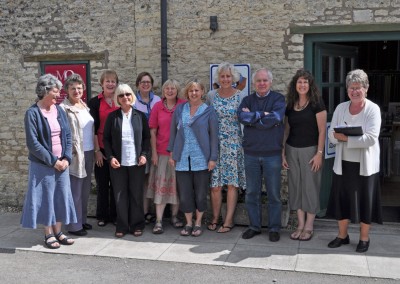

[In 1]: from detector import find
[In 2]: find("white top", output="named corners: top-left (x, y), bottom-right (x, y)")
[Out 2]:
top-left (80, 109), bottom-right (95, 151)
top-left (120, 110), bottom-right (137, 166)
top-left (328, 99), bottom-right (381, 176)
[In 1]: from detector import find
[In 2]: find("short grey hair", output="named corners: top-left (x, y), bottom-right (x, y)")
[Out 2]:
top-left (114, 83), bottom-right (136, 106)
top-left (35, 74), bottom-right (62, 101)
top-left (252, 68), bottom-right (273, 83)
top-left (64, 73), bottom-right (86, 91)
top-left (162, 79), bottom-right (181, 98)
top-left (213, 62), bottom-right (240, 84)
top-left (346, 69), bottom-right (369, 89)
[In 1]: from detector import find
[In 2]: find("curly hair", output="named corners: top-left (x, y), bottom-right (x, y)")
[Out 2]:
top-left (286, 69), bottom-right (321, 110)
top-left (35, 74), bottom-right (62, 102)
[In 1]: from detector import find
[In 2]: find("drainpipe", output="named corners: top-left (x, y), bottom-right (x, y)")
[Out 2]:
top-left (161, 0), bottom-right (169, 84)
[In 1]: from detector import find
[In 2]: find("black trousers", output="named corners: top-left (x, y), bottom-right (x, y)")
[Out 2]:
top-left (110, 164), bottom-right (146, 233)
top-left (94, 149), bottom-right (116, 222)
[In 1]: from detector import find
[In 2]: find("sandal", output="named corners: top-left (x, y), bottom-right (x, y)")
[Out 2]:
top-left (44, 234), bottom-right (60, 249)
top-left (299, 230), bottom-right (313, 241)
top-left (170, 216), bottom-right (184, 228)
top-left (144, 213), bottom-right (156, 224)
top-left (191, 225), bottom-right (203, 237)
top-left (133, 229), bottom-right (143, 237)
top-left (180, 225), bottom-right (193, 236)
top-left (207, 222), bottom-right (218, 231)
top-left (97, 220), bottom-right (107, 227)
top-left (115, 232), bottom-right (125, 238)
top-left (55, 231), bottom-right (74, 245)
top-left (217, 224), bottom-right (235, 233)
top-left (153, 221), bottom-right (164, 234)
top-left (290, 228), bottom-right (303, 240)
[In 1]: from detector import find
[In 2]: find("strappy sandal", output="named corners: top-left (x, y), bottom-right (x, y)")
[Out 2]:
top-left (170, 216), bottom-right (184, 228)
top-left (133, 229), bottom-right (143, 237)
top-left (191, 225), bottom-right (203, 237)
top-left (180, 225), bottom-right (193, 236)
top-left (115, 232), bottom-right (125, 238)
top-left (290, 228), bottom-right (303, 240)
top-left (144, 213), bottom-right (156, 224)
top-left (207, 222), bottom-right (218, 231)
top-left (55, 231), bottom-right (74, 245)
top-left (299, 230), bottom-right (314, 241)
top-left (153, 221), bottom-right (164, 234)
top-left (217, 224), bottom-right (235, 233)
top-left (44, 234), bottom-right (60, 249)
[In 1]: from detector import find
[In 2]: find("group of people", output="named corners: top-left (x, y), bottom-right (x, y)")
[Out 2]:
top-left (21, 63), bottom-right (382, 253)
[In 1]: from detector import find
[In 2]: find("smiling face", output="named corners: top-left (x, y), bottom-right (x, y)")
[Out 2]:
top-left (296, 77), bottom-right (309, 97)
top-left (163, 84), bottom-right (178, 102)
top-left (218, 69), bottom-right (233, 89)
top-left (67, 82), bottom-right (84, 104)
top-left (347, 82), bottom-right (367, 104)
top-left (43, 87), bottom-right (60, 106)
top-left (138, 75), bottom-right (153, 94)
top-left (101, 75), bottom-right (117, 97)
top-left (117, 92), bottom-right (134, 109)
top-left (254, 70), bottom-right (272, 96)
top-left (187, 83), bottom-right (204, 105)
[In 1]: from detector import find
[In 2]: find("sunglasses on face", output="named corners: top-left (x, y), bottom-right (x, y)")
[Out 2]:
top-left (118, 93), bottom-right (132, 98)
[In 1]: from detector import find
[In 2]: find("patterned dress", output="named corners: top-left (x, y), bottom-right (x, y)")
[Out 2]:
top-left (210, 91), bottom-right (246, 188)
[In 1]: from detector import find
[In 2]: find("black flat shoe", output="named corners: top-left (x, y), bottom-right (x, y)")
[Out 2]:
top-left (242, 228), bottom-right (261, 239)
top-left (269, 231), bottom-right (280, 242)
top-left (328, 235), bottom-right (350, 248)
top-left (356, 239), bottom-right (370, 253)
top-left (82, 223), bottom-right (92, 230)
top-left (68, 229), bottom-right (88, 236)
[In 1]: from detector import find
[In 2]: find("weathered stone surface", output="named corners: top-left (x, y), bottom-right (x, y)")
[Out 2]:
top-left (1, 0), bottom-right (399, 213)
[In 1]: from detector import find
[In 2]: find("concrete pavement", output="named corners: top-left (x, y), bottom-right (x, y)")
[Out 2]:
top-left (0, 212), bottom-right (399, 280)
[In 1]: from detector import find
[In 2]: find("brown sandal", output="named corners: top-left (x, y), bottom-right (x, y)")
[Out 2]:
top-left (290, 228), bottom-right (303, 240)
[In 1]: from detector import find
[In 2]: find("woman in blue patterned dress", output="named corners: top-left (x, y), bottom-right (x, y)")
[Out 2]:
top-left (206, 62), bottom-right (246, 233)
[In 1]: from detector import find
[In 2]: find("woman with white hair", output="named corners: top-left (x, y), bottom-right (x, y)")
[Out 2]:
top-left (103, 84), bottom-right (150, 238)
top-left (326, 69), bottom-right (382, 253)
top-left (206, 62), bottom-right (246, 233)
top-left (21, 74), bottom-right (76, 249)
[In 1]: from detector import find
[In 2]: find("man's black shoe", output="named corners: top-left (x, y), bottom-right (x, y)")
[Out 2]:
top-left (82, 223), bottom-right (92, 230)
top-left (68, 229), bottom-right (88, 236)
top-left (242, 229), bottom-right (261, 239)
top-left (269, 231), bottom-right (280, 242)
top-left (328, 235), bottom-right (350, 248)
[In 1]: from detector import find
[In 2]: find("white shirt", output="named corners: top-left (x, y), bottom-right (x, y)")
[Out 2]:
top-left (120, 110), bottom-right (137, 166)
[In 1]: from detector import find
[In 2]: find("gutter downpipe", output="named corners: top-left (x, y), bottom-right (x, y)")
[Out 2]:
top-left (161, 0), bottom-right (168, 84)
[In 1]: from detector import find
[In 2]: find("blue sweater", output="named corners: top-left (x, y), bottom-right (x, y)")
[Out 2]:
top-left (24, 104), bottom-right (72, 167)
top-left (168, 102), bottom-right (219, 163)
top-left (237, 91), bottom-right (285, 157)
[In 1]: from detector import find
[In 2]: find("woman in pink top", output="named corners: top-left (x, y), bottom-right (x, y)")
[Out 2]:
top-left (147, 79), bottom-right (186, 234)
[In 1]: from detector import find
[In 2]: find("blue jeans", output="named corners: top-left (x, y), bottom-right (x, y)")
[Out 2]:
top-left (244, 154), bottom-right (282, 232)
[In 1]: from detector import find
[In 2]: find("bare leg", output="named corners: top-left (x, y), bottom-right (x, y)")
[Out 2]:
top-left (208, 186), bottom-right (222, 230)
top-left (290, 209), bottom-right (305, 239)
top-left (299, 212), bottom-right (315, 240)
top-left (155, 203), bottom-right (167, 222)
top-left (171, 203), bottom-right (180, 217)
top-left (218, 185), bottom-right (238, 232)
top-left (360, 222), bottom-right (370, 241)
top-left (194, 209), bottom-right (204, 227)
top-left (184, 212), bottom-right (193, 227)
top-left (338, 219), bottom-right (349, 238)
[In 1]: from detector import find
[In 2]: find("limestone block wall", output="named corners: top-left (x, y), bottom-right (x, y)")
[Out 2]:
top-left (1, 0), bottom-right (400, 209)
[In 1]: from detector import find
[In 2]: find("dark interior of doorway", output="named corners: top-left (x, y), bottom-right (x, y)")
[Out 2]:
top-left (335, 40), bottom-right (400, 222)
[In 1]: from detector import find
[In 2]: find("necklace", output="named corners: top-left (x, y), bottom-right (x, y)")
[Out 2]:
top-left (295, 100), bottom-right (309, 111)
top-left (105, 98), bottom-right (113, 107)
top-left (164, 99), bottom-right (177, 111)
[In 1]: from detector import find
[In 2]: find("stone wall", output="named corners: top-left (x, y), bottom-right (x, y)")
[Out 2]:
top-left (1, 0), bottom-right (400, 209)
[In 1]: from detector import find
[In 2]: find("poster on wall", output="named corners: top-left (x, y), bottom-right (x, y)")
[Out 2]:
top-left (325, 122), bottom-right (335, 159)
top-left (43, 63), bottom-right (88, 104)
top-left (209, 64), bottom-right (251, 97)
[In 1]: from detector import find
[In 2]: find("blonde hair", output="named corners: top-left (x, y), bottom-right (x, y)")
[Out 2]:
top-left (182, 80), bottom-right (206, 100)
top-left (162, 79), bottom-right (181, 98)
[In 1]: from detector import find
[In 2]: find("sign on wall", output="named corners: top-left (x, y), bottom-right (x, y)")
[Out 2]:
top-left (325, 122), bottom-right (335, 159)
top-left (210, 64), bottom-right (251, 97)
top-left (41, 62), bottom-right (89, 103)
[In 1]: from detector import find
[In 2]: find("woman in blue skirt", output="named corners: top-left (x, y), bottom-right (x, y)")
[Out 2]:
top-left (21, 74), bottom-right (77, 249)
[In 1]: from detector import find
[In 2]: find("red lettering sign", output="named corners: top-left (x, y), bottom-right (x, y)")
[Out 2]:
top-left (43, 63), bottom-right (88, 103)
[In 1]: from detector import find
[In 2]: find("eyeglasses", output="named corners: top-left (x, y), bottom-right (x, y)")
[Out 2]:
top-left (348, 87), bottom-right (364, 92)
top-left (140, 81), bottom-right (151, 85)
top-left (118, 93), bottom-right (132, 98)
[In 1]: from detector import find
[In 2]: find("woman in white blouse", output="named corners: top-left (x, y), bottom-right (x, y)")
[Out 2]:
top-left (103, 84), bottom-right (150, 238)
top-left (60, 74), bottom-right (95, 236)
